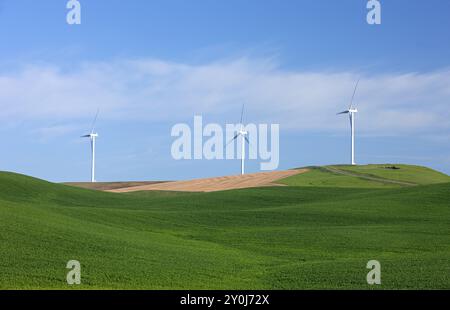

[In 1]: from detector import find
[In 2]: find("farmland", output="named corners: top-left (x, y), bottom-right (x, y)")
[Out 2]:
top-left (0, 165), bottom-right (449, 289)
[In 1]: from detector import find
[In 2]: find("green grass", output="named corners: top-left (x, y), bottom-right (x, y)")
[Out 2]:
top-left (0, 165), bottom-right (449, 289)
top-left (331, 164), bottom-right (450, 185)
top-left (278, 167), bottom-right (402, 188)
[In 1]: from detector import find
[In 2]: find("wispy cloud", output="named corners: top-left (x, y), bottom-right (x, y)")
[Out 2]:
top-left (1, 57), bottom-right (449, 136)
top-left (31, 124), bottom-right (81, 141)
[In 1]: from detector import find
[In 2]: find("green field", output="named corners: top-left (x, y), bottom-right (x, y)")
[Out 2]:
top-left (330, 164), bottom-right (450, 185)
top-left (1, 164), bottom-right (450, 289)
top-left (279, 167), bottom-right (401, 188)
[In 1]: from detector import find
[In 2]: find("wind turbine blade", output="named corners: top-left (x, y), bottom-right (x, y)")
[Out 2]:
top-left (225, 133), bottom-right (240, 147)
top-left (90, 108), bottom-right (100, 134)
top-left (244, 136), bottom-right (250, 145)
top-left (337, 110), bottom-right (350, 115)
top-left (239, 103), bottom-right (245, 124)
top-left (81, 134), bottom-right (91, 138)
top-left (349, 78), bottom-right (360, 109)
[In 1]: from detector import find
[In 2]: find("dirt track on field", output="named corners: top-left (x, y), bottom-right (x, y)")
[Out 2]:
top-left (64, 181), bottom-right (167, 191)
top-left (109, 169), bottom-right (308, 193)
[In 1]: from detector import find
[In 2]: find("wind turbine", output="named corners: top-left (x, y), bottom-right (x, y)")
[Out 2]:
top-left (227, 104), bottom-right (250, 175)
top-left (81, 109), bottom-right (99, 182)
top-left (338, 79), bottom-right (360, 165)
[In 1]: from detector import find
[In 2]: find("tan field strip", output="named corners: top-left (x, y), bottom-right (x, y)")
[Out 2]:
top-left (64, 181), bottom-right (167, 191)
top-left (109, 169), bottom-right (308, 193)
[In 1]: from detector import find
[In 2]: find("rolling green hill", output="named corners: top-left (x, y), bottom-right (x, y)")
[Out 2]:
top-left (0, 165), bottom-right (449, 289)
top-left (330, 164), bottom-right (450, 185)
top-left (279, 164), bottom-right (450, 188)
top-left (278, 167), bottom-right (401, 188)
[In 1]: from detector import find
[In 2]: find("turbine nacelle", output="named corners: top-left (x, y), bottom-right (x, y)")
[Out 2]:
top-left (81, 133), bottom-right (98, 139)
top-left (337, 108), bottom-right (358, 115)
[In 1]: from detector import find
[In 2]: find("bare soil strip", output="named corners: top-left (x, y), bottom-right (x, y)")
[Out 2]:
top-left (64, 181), bottom-right (168, 191)
top-left (109, 169), bottom-right (308, 193)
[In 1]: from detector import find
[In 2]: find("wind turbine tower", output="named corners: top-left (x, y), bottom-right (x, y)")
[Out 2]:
top-left (82, 110), bottom-right (99, 182)
top-left (228, 104), bottom-right (250, 175)
top-left (338, 80), bottom-right (360, 165)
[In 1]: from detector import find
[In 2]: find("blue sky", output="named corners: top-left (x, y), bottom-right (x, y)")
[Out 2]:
top-left (1, 0), bottom-right (450, 182)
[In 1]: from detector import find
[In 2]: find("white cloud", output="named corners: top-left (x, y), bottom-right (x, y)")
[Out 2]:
top-left (1, 58), bottom-right (449, 135)
top-left (31, 124), bottom-right (81, 141)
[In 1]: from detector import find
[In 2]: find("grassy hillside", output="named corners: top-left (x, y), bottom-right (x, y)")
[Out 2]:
top-left (278, 167), bottom-right (401, 188)
top-left (279, 165), bottom-right (450, 188)
top-left (0, 166), bottom-right (449, 289)
top-left (332, 164), bottom-right (450, 185)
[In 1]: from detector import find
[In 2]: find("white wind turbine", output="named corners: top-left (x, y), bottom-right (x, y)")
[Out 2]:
top-left (338, 79), bottom-right (360, 166)
top-left (81, 109), bottom-right (99, 182)
top-left (227, 104), bottom-right (250, 175)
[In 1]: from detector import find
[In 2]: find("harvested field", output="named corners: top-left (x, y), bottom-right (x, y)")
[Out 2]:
top-left (109, 169), bottom-right (308, 193)
top-left (64, 181), bottom-right (167, 191)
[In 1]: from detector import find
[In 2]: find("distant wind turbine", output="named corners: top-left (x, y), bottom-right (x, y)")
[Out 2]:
top-left (337, 79), bottom-right (360, 165)
top-left (227, 104), bottom-right (250, 175)
top-left (81, 109), bottom-right (99, 182)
